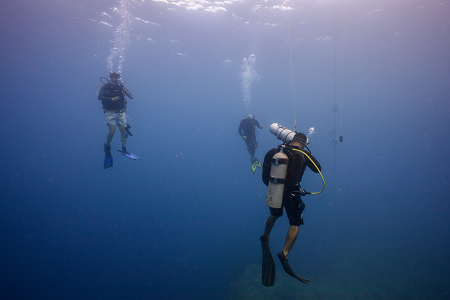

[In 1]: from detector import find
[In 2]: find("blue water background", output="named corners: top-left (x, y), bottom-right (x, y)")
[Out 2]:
top-left (1, 0), bottom-right (449, 299)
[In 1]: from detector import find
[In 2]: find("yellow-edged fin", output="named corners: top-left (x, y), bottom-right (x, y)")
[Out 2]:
top-left (255, 159), bottom-right (262, 169)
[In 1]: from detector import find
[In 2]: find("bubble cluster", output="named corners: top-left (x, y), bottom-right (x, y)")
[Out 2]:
top-left (240, 54), bottom-right (259, 109)
top-left (107, 0), bottom-right (134, 74)
top-left (307, 127), bottom-right (315, 138)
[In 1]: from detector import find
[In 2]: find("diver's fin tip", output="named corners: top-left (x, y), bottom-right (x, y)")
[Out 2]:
top-left (277, 252), bottom-right (310, 284)
top-left (261, 235), bottom-right (276, 287)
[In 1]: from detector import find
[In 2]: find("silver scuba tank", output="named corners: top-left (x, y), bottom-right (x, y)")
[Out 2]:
top-left (266, 148), bottom-right (289, 208)
top-left (269, 123), bottom-right (296, 143)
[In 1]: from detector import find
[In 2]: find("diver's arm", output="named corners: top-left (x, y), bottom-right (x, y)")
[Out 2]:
top-left (122, 86), bottom-right (133, 99)
top-left (238, 121), bottom-right (245, 137)
top-left (98, 85), bottom-right (113, 101)
top-left (305, 152), bottom-right (321, 173)
top-left (254, 119), bottom-right (263, 129)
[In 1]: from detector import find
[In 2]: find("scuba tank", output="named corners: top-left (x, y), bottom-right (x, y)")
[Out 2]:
top-left (269, 123), bottom-right (296, 143)
top-left (266, 148), bottom-right (289, 208)
top-left (266, 123), bottom-right (296, 208)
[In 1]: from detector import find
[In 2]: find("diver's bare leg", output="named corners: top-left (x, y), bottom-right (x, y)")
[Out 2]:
top-left (263, 215), bottom-right (279, 240)
top-left (282, 225), bottom-right (299, 258)
top-left (106, 124), bottom-right (116, 145)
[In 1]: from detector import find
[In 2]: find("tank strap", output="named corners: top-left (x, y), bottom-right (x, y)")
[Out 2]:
top-left (272, 157), bottom-right (289, 164)
top-left (270, 176), bottom-right (286, 184)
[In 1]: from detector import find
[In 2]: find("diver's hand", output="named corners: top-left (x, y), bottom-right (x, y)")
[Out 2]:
top-left (112, 96), bottom-right (120, 102)
top-left (242, 135), bottom-right (247, 140)
top-left (259, 124), bottom-right (263, 129)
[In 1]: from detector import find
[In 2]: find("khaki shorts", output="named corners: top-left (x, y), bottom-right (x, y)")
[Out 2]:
top-left (104, 111), bottom-right (127, 127)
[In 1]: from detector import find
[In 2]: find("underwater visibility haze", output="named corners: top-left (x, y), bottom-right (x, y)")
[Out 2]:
top-left (1, 0), bottom-right (449, 299)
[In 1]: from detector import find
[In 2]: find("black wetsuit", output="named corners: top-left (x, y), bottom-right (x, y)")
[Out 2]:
top-left (238, 118), bottom-right (262, 157)
top-left (262, 146), bottom-right (321, 226)
top-left (98, 83), bottom-right (132, 111)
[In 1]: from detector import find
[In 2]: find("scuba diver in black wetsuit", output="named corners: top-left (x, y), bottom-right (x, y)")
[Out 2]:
top-left (238, 114), bottom-right (263, 174)
top-left (97, 72), bottom-right (138, 169)
top-left (260, 132), bottom-right (322, 286)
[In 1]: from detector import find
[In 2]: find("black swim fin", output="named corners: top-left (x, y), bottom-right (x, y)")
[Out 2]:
top-left (260, 235), bottom-right (276, 287)
top-left (104, 143), bottom-right (113, 169)
top-left (125, 124), bottom-right (133, 136)
top-left (277, 252), bottom-right (310, 284)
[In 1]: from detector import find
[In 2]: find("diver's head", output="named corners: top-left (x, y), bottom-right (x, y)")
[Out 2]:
top-left (110, 72), bottom-right (121, 85)
top-left (245, 114), bottom-right (253, 120)
top-left (290, 132), bottom-right (308, 149)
